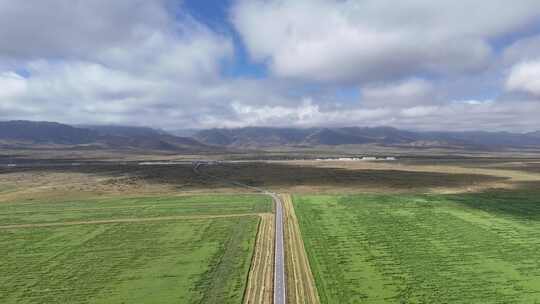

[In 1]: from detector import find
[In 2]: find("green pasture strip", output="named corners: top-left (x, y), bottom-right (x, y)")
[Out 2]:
top-left (294, 191), bottom-right (540, 303)
top-left (0, 216), bottom-right (259, 304)
top-left (0, 194), bottom-right (271, 225)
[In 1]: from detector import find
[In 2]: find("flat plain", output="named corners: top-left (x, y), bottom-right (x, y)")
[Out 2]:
top-left (294, 191), bottom-right (540, 303)
top-left (0, 194), bottom-right (271, 304)
top-left (3, 155), bottom-right (540, 303)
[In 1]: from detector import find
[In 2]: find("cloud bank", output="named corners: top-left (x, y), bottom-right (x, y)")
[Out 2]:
top-left (0, 0), bottom-right (539, 131)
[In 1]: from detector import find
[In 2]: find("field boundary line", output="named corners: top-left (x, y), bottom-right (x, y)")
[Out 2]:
top-left (0, 213), bottom-right (269, 229)
top-left (0, 201), bottom-right (268, 215)
top-left (282, 194), bottom-right (321, 304)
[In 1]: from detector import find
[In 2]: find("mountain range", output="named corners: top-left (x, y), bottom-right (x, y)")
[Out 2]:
top-left (1, 120), bottom-right (540, 151)
top-left (0, 121), bottom-right (209, 152)
top-left (192, 126), bottom-right (540, 150)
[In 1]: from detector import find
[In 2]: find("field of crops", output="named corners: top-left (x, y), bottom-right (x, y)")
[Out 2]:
top-left (0, 195), bottom-right (271, 226)
top-left (294, 191), bottom-right (540, 303)
top-left (0, 194), bottom-right (271, 303)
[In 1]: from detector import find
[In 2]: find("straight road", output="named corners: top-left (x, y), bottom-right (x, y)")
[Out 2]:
top-left (192, 163), bottom-right (286, 303)
top-left (271, 193), bottom-right (286, 304)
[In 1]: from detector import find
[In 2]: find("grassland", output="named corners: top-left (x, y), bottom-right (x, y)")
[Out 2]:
top-left (0, 195), bottom-right (270, 226)
top-left (3, 156), bottom-right (540, 303)
top-left (0, 194), bottom-right (272, 304)
top-left (294, 191), bottom-right (540, 303)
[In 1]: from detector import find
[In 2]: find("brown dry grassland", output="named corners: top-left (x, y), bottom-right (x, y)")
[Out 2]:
top-left (243, 213), bottom-right (275, 304)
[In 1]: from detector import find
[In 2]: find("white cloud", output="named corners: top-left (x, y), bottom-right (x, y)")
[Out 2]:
top-left (224, 98), bottom-right (540, 132)
top-left (362, 78), bottom-right (434, 107)
top-left (0, 0), bottom-right (539, 132)
top-left (0, 0), bottom-right (171, 60)
top-left (0, 1), bottom-right (235, 128)
top-left (453, 99), bottom-right (494, 106)
top-left (0, 72), bottom-right (26, 98)
top-left (94, 20), bottom-right (233, 81)
top-left (232, 0), bottom-right (540, 83)
top-left (228, 99), bottom-right (391, 128)
top-left (400, 106), bottom-right (438, 118)
top-left (506, 59), bottom-right (540, 96)
top-left (395, 100), bottom-right (540, 132)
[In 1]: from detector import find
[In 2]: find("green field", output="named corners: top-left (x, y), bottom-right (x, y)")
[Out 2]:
top-left (0, 194), bottom-right (271, 303)
top-left (0, 194), bottom-right (271, 225)
top-left (294, 191), bottom-right (540, 303)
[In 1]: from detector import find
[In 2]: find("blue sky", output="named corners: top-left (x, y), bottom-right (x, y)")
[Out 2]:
top-left (0, 0), bottom-right (540, 131)
top-left (182, 0), bottom-right (268, 78)
top-left (182, 0), bottom-right (231, 28)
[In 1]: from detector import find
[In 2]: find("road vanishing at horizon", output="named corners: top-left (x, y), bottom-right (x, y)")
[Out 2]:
top-left (193, 163), bottom-right (287, 304)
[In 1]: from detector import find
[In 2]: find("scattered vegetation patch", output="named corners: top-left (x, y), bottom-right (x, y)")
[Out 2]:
top-left (203, 163), bottom-right (505, 193)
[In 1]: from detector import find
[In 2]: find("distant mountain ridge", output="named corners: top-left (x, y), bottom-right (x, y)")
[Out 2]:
top-left (2, 121), bottom-right (540, 151)
top-left (80, 125), bottom-right (169, 138)
top-left (0, 121), bottom-right (99, 144)
top-left (193, 127), bottom-right (540, 149)
top-left (0, 121), bottom-right (210, 152)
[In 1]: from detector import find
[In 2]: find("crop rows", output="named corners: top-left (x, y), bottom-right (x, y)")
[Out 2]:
top-left (294, 192), bottom-right (540, 303)
top-left (0, 194), bottom-right (271, 226)
top-left (0, 194), bottom-right (268, 303)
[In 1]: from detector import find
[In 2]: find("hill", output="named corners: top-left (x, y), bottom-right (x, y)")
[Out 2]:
top-left (3, 121), bottom-right (539, 151)
top-left (0, 121), bottom-right (210, 152)
top-left (527, 131), bottom-right (540, 138)
top-left (0, 121), bottom-right (100, 144)
top-left (193, 127), bottom-right (540, 149)
top-left (81, 125), bottom-right (168, 138)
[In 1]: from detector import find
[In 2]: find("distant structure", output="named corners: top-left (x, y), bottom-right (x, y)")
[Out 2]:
top-left (314, 156), bottom-right (397, 161)
top-left (191, 160), bottom-right (219, 171)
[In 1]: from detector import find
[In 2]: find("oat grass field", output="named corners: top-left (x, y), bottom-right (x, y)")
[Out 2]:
top-left (0, 194), bottom-right (271, 304)
top-left (294, 191), bottom-right (540, 303)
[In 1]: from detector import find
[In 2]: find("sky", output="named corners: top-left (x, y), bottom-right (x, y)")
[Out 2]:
top-left (1, 0), bottom-right (540, 132)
